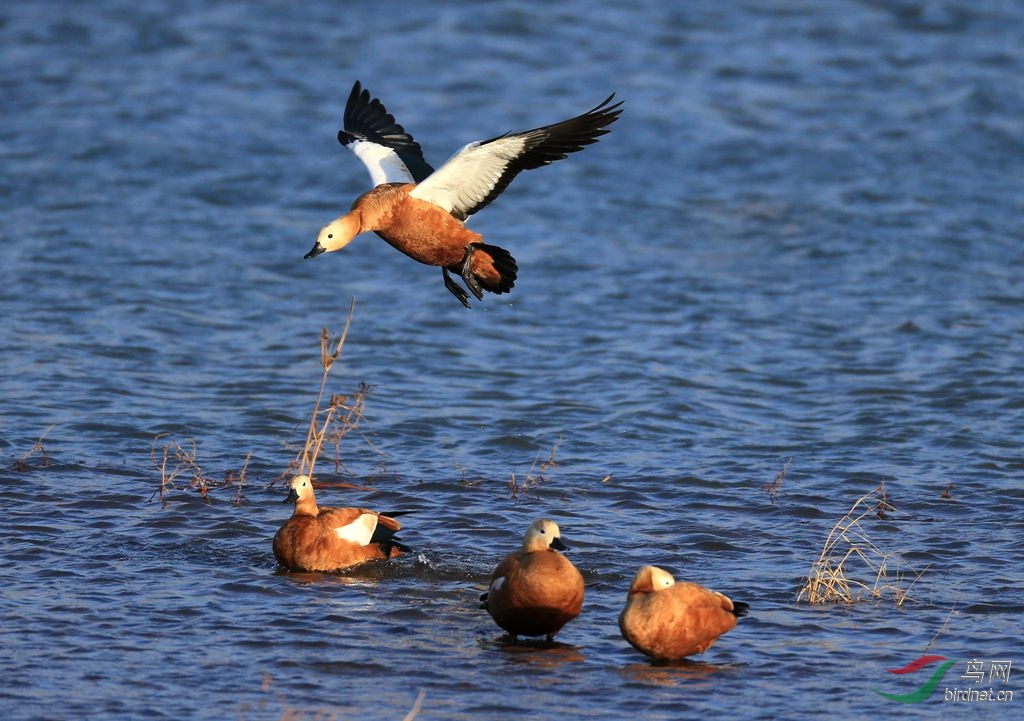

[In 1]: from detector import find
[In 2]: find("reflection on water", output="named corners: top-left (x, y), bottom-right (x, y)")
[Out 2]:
top-left (619, 659), bottom-right (745, 687)
top-left (490, 638), bottom-right (588, 668)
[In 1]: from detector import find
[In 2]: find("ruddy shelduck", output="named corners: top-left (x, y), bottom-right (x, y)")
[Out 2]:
top-left (480, 518), bottom-right (585, 641)
top-left (272, 475), bottom-right (409, 572)
top-left (618, 565), bottom-right (748, 661)
top-left (306, 81), bottom-right (623, 307)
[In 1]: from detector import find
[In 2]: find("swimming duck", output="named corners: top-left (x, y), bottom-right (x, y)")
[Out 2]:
top-left (306, 81), bottom-right (623, 307)
top-left (272, 474), bottom-right (409, 572)
top-left (480, 518), bottom-right (584, 641)
top-left (618, 565), bottom-right (748, 661)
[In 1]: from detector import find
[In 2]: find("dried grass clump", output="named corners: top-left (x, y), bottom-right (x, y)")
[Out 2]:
top-left (796, 484), bottom-right (926, 606)
top-left (151, 303), bottom-right (378, 505)
top-left (150, 435), bottom-right (252, 506)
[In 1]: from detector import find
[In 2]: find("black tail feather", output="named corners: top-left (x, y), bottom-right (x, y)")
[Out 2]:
top-left (387, 538), bottom-right (412, 555)
top-left (473, 243), bottom-right (518, 294)
top-left (371, 520), bottom-right (411, 557)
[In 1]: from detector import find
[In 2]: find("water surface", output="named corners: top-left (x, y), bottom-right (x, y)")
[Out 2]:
top-left (2, 1), bottom-right (1022, 719)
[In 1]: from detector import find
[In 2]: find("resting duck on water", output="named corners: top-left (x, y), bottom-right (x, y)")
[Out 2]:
top-left (272, 475), bottom-right (409, 572)
top-left (480, 519), bottom-right (584, 641)
top-left (618, 565), bottom-right (748, 661)
top-left (306, 81), bottom-right (623, 307)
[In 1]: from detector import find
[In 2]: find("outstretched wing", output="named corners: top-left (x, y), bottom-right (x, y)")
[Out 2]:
top-left (338, 81), bottom-right (435, 186)
top-left (409, 94), bottom-right (623, 220)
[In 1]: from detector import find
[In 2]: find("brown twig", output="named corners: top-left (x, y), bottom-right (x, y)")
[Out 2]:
top-left (761, 457), bottom-right (790, 503)
top-left (150, 434), bottom-right (214, 506)
top-left (509, 438), bottom-right (562, 500)
top-left (12, 425), bottom-right (55, 471)
top-left (278, 301), bottom-right (382, 493)
top-left (300, 301), bottom-right (357, 479)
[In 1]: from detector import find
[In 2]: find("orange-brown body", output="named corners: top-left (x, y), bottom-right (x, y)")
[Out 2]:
top-left (618, 566), bottom-right (745, 661)
top-left (272, 475), bottom-right (406, 572)
top-left (335, 184), bottom-right (512, 292)
top-left (482, 519), bottom-right (584, 641)
top-left (486, 549), bottom-right (585, 639)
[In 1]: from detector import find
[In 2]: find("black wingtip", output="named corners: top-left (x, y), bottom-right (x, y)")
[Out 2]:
top-left (591, 92), bottom-right (624, 115)
top-left (732, 600), bottom-right (750, 618)
top-left (338, 80), bottom-right (435, 181)
top-left (452, 94), bottom-right (623, 218)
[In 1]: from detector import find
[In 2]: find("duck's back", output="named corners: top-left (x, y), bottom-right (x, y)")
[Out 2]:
top-left (273, 507), bottom-right (400, 572)
top-left (620, 582), bottom-right (739, 659)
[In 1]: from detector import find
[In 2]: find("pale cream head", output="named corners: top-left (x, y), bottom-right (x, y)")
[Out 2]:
top-left (631, 565), bottom-right (676, 593)
top-left (522, 518), bottom-right (565, 552)
top-left (316, 213), bottom-right (361, 253)
top-left (288, 474), bottom-right (314, 501)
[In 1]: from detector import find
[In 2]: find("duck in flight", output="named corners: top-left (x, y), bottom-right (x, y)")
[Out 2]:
top-left (305, 81), bottom-right (623, 307)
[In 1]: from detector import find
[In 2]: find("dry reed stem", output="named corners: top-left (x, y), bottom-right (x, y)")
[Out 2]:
top-left (300, 301), bottom-right (357, 478)
top-left (400, 690), bottom-right (426, 721)
top-left (323, 383), bottom-right (379, 474)
top-left (797, 485), bottom-right (923, 605)
top-left (454, 460), bottom-right (482, 487)
top-left (762, 457), bottom-right (791, 503)
top-left (925, 602), bottom-right (959, 651)
top-left (509, 437), bottom-right (562, 499)
top-left (12, 425), bottom-right (55, 471)
top-left (231, 451), bottom-right (253, 506)
top-left (276, 301), bottom-right (379, 491)
top-left (150, 434), bottom-right (213, 505)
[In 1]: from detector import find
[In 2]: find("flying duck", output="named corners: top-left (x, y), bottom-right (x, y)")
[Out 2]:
top-left (305, 81), bottom-right (623, 307)
top-left (272, 474), bottom-right (409, 572)
top-left (480, 518), bottom-right (585, 641)
top-left (618, 565), bottom-right (748, 661)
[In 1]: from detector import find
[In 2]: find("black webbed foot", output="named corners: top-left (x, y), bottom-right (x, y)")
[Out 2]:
top-left (460, 244), bottom-right (484, 301)
top-left (442, 267), bottom-right (472, 308)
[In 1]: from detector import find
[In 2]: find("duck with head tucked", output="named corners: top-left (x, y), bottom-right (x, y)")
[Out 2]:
top-left (272, 474), bottom-right (409, 572)
top-left (306, 81), bottom-right (623, 307)
top-left (480, 518), bottom-right (585, 642)
top-left (618, 565), bottom-right (748, 661)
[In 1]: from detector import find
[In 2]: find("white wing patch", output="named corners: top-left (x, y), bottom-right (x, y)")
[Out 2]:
top-left (489, 576), bottom-right (506, 594)
top-left (348, 140), bottom-right (416, 186)
top-left (409, 136), bottom-right (528, 218)
top-left (334, 512), bottom-right (378, 546)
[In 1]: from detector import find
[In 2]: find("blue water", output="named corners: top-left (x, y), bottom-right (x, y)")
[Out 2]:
top-left (2, 1), bottom-right (1022, 719)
